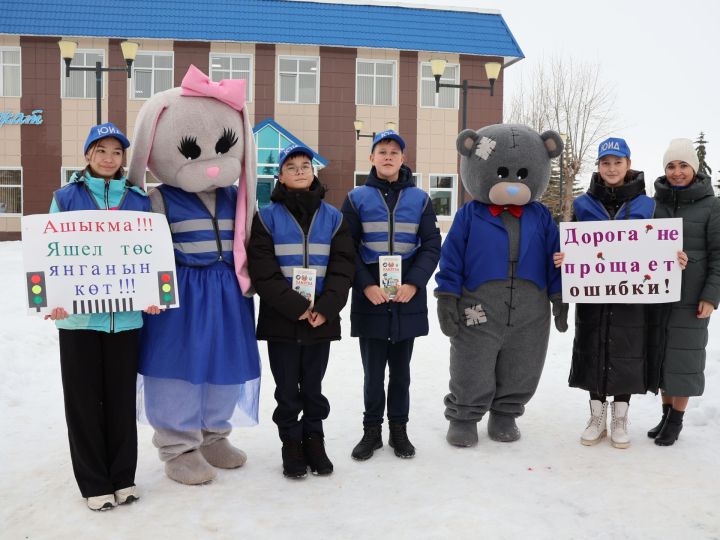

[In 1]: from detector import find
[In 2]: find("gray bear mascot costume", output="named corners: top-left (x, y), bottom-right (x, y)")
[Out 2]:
top-left (435, 124), bottom-right (568, 447)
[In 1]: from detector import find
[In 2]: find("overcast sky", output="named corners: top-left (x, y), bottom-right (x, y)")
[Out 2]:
top-left (378, 0), bottom-right (720, 187)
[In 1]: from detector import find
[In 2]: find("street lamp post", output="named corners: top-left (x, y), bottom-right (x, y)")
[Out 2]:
top-left (354, 120), bottom-right (397, 142)
top-left (430, 59), bottom-right (502, 205)
top-left (58, 40), bottom-right (139, 126)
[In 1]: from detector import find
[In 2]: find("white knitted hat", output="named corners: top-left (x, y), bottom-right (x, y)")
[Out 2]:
top-left (663, 138), bottom-right (699, 173)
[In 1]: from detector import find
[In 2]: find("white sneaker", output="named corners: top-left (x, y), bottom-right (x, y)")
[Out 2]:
top-left (610, 401), bottom-right (631, 449)
top-left (87, 494), bottom-right (117, 511)
top-left (114, 485), bottom-right (140, 505)
top-left (581, 400), bottom-right (608, 446)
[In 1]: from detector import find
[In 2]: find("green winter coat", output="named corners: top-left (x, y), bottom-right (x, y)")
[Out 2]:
top-left (648, 172), bottom-right (720, 396)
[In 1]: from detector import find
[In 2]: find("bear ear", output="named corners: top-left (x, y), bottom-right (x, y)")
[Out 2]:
top-left (541, 130), bottom-right (564, 159)
top-left (456, 129), bottom-right (480, 157)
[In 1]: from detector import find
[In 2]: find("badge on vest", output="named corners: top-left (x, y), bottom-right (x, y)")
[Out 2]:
top-left (379, 255), bottom-right (402, 299)
top-left (292, 268), bottom-right (316, 307)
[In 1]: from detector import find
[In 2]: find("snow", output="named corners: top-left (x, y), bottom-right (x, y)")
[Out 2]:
top-left (1, 239), bottom-right (719, 539)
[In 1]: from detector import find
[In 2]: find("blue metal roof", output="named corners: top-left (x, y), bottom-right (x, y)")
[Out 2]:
top-left (253, 118), bottom-right (329, 167)
top-left (2, 0), bottom-right (523, 63)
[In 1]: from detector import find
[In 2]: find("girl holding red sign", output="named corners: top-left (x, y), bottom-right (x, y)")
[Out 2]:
top-left (45, 123), bottom-right (159, 511)
top-left (554, 138), bottom-right (657, 449)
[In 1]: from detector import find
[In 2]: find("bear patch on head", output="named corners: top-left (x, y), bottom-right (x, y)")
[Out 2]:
top-left (456, 124), bottom-right (563, 206)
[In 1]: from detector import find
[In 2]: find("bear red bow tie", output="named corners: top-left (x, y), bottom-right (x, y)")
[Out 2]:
top-left (488, 204), bottom-right (524, 218)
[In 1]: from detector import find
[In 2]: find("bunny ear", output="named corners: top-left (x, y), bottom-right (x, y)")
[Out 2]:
top-left (128, 88), bottom-right (181, 188)
top-left (233, 107), bottom-right (258, 295)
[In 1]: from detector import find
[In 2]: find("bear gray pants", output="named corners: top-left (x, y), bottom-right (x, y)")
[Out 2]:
top-left (444, 280), bottom-right (550, 422)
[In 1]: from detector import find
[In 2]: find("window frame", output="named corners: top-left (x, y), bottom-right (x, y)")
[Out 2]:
top-left (419, 61), bottom-right (460, 109)
top-left (355, 58), bottom-right (397, 107)
top-left (0, 167), bottom-right (23, 216)
top-left (277, 55), bottom-right (320, 105)
top-left (0, 46), bottom-right (21, 97)
top-left (60, 48), bottom-right (105, 100)
top-left (60, 166), bottom-right (84, 186)
top-left (130, 51), bottom-right (174, 100)
top-left (209, 53), bottom-right (253, 103)
top-left (428, 173), bottom-right (458, 219)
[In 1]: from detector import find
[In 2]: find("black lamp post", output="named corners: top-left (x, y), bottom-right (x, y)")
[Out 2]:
top-left (431, 59), bottom-right (502, 205)
top-left (354, 120), bottom-right (397, 142)
top-left (58, 40), bottom-right (139, 126)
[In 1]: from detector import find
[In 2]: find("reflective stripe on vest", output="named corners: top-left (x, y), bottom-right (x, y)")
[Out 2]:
top-left (258, 201), bottom-right (342, 295)
top-left (159, 184), bottom-right (236, 267)
top-left (348, 185), bottom-right (426, 264)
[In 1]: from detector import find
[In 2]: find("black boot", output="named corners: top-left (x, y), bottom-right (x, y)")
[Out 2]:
top-left (303, 433), bottom-right (333, 476)
top-left (351, 424), bottom-right (383, 461)
top-left (655, 408), bottom-right (684, 446)
top-left (647, 404), bottom-right (672, 439)
top-left (388, 421), bottom-right (415, 458)
top-left (281, 439), bottom-right (307, 479)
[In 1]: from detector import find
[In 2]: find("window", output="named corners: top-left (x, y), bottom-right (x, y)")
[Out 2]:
top-left (255, 127), bottom-right (294, 207)
top-left (0, 48), bottom-right (20, 97)
top-left (356, 60), bottom-right (395, 106)
top-left (429, 174), bottom-right (457, 217)
top-left (132, 52), bottom-right (173, 99)
top-left (354, 172), bottom-right (369, 187)
top-left (61, 49), bottom-right (104, 99)
top-left (420, 62), bottom-right (459, 109)
top-left (209, 54), bottom-right (252, 102)
top-left (278, 56), bottom-right (319, 104)
top-left (144, 170), bottom-right (161, 192)
top-left (0, 168), bottom-right (22, 215)
top-left (61, 167), bottom-right (84, 185)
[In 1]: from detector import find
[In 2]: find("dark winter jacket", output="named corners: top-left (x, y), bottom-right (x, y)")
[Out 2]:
top-left (569, 171), bottom-right (658, 395)
top-left (341, 165), bottom-right (441, 342)
top-left (248, 179), bottom-right (355, 344)
top-left (647, 172), bottom-right (720, 396)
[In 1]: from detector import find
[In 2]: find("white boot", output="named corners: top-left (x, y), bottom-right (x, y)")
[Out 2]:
top-left (610, 401), bottom-right (631, 449)
top-left (581, 400), bottom-right (607, 446)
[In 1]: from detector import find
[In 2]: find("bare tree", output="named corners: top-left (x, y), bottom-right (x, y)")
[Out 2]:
top-left (507, 56), bottom-right (617, 221)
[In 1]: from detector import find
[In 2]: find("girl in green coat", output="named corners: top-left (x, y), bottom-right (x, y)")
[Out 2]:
top-left (648, 138), bottom-right (720, 446)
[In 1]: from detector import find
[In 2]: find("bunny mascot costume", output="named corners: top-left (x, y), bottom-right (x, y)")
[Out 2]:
top-left (129, 65), bottom-right (260, 485)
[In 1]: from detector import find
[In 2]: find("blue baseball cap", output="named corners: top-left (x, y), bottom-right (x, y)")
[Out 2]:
top-left (278, 144), bottom-right (315, 170)
top-left (371, 129), bottom-right (405, 152)
top-left (597, 137), bottom-right (631, 160)
top-left (83, 122), bottom-right (130, 154)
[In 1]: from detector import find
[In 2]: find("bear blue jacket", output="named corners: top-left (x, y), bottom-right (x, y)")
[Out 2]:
top-left (341, 165), bottom-right (441, 342)
top-left (435, 200), bottom-right (561, 297)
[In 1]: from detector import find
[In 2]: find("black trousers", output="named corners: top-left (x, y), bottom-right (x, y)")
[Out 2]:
top-left (58, 329), bottom-right (139, 498)
top-left (359, 337), bottom-right (414, 426)
top-left (267, 341), bottom-right (330, 441)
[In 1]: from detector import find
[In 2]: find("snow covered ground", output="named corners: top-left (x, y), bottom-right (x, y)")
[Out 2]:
top-left (1, 239), bottom-right (719, 539)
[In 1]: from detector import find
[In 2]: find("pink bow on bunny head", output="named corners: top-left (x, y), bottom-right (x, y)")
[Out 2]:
top-left (180, 64), bottom-right (246, 112)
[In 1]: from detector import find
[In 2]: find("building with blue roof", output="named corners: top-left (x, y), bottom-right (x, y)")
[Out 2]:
top-left (0, 0), bottom-right (523, 237)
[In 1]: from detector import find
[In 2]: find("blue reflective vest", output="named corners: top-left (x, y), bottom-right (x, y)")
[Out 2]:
top-left (347, 185), bottom-right (427, 264)
top-left (573, 193), bottom-right (655, 221)
top-left (158, 184), bottom-right (236, 267)
top-left (53, 178), bottom-right (150, 212)
top-left (258, 201), bottom-right (342, 295)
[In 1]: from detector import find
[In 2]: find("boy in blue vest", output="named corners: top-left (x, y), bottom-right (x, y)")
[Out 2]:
top-left (341, 130), bottom-right (441, 460)
top-left (248, 144), bottom-right (355, 478)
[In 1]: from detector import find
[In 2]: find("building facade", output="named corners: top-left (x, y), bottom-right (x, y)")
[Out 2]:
top-left (0, 0), bottom-right (523, 239)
